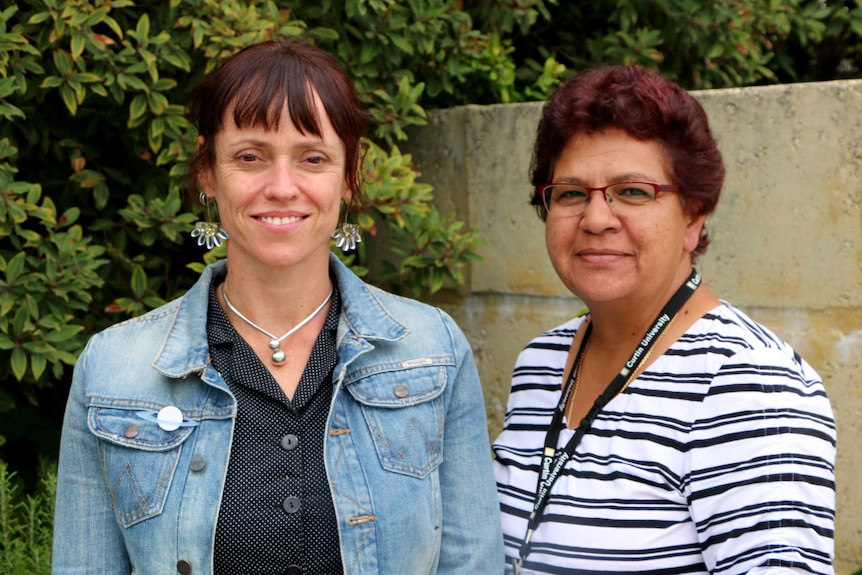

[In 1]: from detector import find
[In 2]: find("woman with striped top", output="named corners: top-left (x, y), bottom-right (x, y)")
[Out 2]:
top-left (493, 65), bottom-right (836, 575)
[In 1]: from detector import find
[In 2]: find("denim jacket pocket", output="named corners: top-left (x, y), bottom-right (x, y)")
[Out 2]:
top-left (88, 404), bottom-right (195, 527)
top-left (346, 360), bottom-right (449, 478)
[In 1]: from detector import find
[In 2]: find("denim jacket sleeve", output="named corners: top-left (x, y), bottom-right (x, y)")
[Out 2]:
top-left (52, 337), bottom-right (134, 574)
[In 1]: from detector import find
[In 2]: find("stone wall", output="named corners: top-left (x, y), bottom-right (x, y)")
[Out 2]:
top-left (403, 79), bottom-right (862, 573)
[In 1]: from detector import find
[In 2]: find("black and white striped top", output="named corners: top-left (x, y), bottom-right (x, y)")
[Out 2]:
top-left (493, 303), bottom-right (836, 575)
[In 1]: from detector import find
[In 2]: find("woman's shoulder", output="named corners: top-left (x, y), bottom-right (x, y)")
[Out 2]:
top-left (506, 315), bottom-right (586, 373)
top-left (332, 254), bottom-right (451, 326)
top-left (100, 297), bottom-right (183, 332)
top-left (362, 282), bottom-right (441, 315)
top-left (692, 302), bottom-right (800, 354)
top-left (522, 315), bottom-right (587, 351)
top-left (93, 263), bottom-right (217, 342)
top-left (80, 301), bottom-right (181, 366)
top-left (682, 301), bottom-right (821, 385)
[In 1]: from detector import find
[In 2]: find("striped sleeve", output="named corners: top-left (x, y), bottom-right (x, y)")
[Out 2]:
top-left (686, 346), bottom-right (836, 575)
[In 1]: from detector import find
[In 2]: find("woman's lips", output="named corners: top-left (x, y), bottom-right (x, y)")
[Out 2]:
top-left (577, 249), bottom-right (629, 263)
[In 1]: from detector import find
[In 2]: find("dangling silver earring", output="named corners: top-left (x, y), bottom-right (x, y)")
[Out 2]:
top-left (191, 191), bottom-right (229, 249)
top-left (331, 210), bottom-right (361, 253)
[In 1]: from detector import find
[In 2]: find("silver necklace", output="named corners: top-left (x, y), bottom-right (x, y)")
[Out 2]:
top-left (221, 283), bottom-right (333, 364)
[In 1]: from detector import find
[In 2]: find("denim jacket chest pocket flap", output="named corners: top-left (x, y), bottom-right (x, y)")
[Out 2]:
top-left (345, 357), bottom-right (452, 479)
top-left (87, 402), bottom-right (197, 527)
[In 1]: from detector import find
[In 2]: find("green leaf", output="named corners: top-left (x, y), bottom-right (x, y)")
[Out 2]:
top-left (25, 293), bottom-right (39, 320)
top-left (70, 32), bottom-right (85, 59)
top-left (129, 93), bottom-right (147, 125)
top-left (93, 180), bottom-right (109, 209)
top-left (130, 265), bottom-right (147, 298)
top-left (30, 352), bottom-right (47, 380)
top-left (390, 34), bottom-right (414, 54)
top-left (40, 76), bottom-right (64, 89)
top-left (136, 13), bottom-right (151, 43)
top-left (45, 324), bottom-right (84, 343)
top-left (0, 334), bottom-right (14, 350)
top-left (71, 72), bottom-right (101, 83)
top-left (10, 347), bottom-right (26, 381)
top-left (150, 78), bottom-right (177, 91)
top-left (53, 49), bottom-right (73, 75)
top-left (55, 349), bottom-right (79, 365)
top-left (59, 83), bottom-right (77, 115)
top-left (0, 291), bottom-right (11, 319)
top-left (84, 6), bottom-right (110, 26)
top-left (28, 11), bottom-right (51, 25)
top-left (22, 341), bottom-right (52, 354)
top-left (5, 251), bottom-right (25, 284)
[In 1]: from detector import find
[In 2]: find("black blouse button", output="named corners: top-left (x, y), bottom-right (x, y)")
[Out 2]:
top-left (282, 496), bottom-right (301, 513)
top-left (123, 424), bottom-right (139, 438)
top-left (393, 384), bottom-right (409, 398)
top-left (284, 566), bottom-right (303, 575)
top-left (176, 559), bottom-right (192, 574)
top-left (280, 434), bottom-right (299, 451)
top-left (189, 455), bottom-right (206, 472)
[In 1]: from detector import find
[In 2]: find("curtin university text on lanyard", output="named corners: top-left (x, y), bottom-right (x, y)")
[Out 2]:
top-left (513, 268), bottom-right (702, 575)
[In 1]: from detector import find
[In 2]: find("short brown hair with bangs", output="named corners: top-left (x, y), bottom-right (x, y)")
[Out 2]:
top-left (185, 39), bottom-right (369, 208)
top-left (529, 65), bottom-right (725, 257)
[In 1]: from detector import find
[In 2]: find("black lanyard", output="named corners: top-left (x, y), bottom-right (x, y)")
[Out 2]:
top-left (514, 268), bottom-right (702, 573)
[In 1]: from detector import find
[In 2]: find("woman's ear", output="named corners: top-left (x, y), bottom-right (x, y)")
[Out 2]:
top-left (684, 212), bottom-right (706, 254)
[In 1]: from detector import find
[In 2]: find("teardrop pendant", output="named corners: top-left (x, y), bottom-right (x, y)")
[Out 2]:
top-left (221, 284), bottom-right (333, 366)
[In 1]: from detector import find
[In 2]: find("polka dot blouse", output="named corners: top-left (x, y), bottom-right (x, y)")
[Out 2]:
top-left (207, 279), bottom-right (343, 575)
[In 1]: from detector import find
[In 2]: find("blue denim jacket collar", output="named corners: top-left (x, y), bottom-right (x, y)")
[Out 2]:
top-left (152, 254), bottom-right (410, 383)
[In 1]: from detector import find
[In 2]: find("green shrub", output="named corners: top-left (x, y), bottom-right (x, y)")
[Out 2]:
top-left (0, 0), bottom-right (551, 451)
top-left (506, 0), bottom-right (862, 90)
top-left (0, 459), bottom-right (54, 575)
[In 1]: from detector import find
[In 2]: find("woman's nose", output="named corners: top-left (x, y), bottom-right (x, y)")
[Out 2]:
top-left (579, 191), bottom-right (621, 232)
top-left (265, 159), bottom-right (300, 199)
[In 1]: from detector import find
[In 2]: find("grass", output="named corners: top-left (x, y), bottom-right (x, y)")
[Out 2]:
top-left (0, 459), bottom-right (54, 575)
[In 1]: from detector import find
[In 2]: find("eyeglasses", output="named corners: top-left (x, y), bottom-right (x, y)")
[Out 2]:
top-left (539, 181), bottom-right (681, 217)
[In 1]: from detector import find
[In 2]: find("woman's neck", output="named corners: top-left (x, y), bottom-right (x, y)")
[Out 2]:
top-left (220, 256), bottom-right (334, 329)
top-left (584, 266), bottom-right (698, 347)
top-left (585, 281), bottom-right (721, 365)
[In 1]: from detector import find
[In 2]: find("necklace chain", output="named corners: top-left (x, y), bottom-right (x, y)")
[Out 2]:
top-left (565, 331), bottom-right (591, 424)
top-left (221, 283), bottom-right (333, 364)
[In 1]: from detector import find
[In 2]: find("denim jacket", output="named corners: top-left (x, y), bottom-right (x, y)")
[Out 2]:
top-left (53, 255), bottom-right (504, 575)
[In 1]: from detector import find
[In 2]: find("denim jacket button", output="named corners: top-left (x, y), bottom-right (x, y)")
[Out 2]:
top-left (123, 424), bottom-right (139, 438)
top-left (393, 384), bottom-right (409, 398)
top-left (280, 434), bottom-right (299, 451)
top-left (284, 566), bottom-right (303, 575)
top-left (176, 559), bottom-right (192, 574)
top-left (189, 455), bottom-right (206, 472)
top-left (282, 496), bottom-right (301, 513)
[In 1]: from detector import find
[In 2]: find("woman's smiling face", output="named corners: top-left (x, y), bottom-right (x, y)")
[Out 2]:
top-left (545, 127), bottom-right (705, 310)
top-left (199, 91), bottom-right (348, 273)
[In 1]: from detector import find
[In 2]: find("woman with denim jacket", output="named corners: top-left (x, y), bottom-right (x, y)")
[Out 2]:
top-left (52, 39), bottom-right (504, 575)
